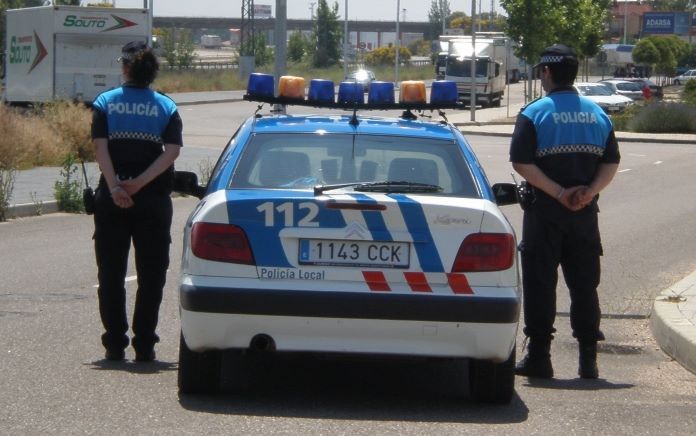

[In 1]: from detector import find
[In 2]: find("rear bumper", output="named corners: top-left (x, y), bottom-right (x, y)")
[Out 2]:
top-left (179, 285), bottom-right (520, 359)
top-left (180, 284), bottom-right (520, 324)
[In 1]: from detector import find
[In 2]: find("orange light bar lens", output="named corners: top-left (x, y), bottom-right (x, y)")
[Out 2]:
top-left (400, 81), bottom-right (426, 104)
top-left (278, 76), bottom-right (306, 99)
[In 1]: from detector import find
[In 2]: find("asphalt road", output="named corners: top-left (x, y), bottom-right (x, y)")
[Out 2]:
top-left (2, 123), bottom-right (696, 432)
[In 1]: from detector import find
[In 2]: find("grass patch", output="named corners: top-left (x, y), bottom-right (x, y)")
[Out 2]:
top-left (154, 64), bottom-right (435, 93)
top-left (0, 102), bottom-right (93, 170)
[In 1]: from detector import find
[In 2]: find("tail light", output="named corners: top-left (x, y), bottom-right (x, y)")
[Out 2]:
top-left (452, 233), bottom-right (514, 272)
top-left (191, 222), bottom-right (255, 265)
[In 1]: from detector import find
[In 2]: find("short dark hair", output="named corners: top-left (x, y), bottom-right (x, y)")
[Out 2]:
top-left (547, 60), bottom-right (578, 86)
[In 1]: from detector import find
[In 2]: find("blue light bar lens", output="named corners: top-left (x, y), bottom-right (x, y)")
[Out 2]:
top-left (430, 80), bottom-right (458, 104)
top-left (308, 79), bottom-right (335, 103)
top-left (367, 81), bottom-right (395, 104)
top-left (337, 82), bottom-right (365, 104)
top-left (247, 73), bottom-right (274, 98)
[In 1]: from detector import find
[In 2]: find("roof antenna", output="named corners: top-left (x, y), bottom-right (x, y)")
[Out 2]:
top-left (401, 109), bottom-right (417, 120)
top-left (254, 104), bottom-right (264, 118)
top-left (349, 104), bottom-right (360, 126)
top-left (438, 109), bottom-right (449, 123)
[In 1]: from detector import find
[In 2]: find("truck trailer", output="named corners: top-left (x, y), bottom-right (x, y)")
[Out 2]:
top-left (444, 35), bottom-right (516, 108)
top-left (3, 5), bottom-right (151, 104)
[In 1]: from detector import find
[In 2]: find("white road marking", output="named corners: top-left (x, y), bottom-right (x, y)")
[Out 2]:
top-left (618, 169), bottom-right (632, 173)
top-left (626, 153), bottom-right (646, 157)
top-left (92, 272), bottom-right (169, 288)
top-left (654, 161), bottom-right (663, 165)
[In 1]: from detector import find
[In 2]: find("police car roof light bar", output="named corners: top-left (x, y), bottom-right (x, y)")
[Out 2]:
top-left (244, 73), bottom-right (464, 111)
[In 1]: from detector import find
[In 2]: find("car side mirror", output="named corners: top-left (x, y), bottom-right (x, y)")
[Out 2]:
top-left (173, 171), bottom-right (207, 199)
top-left (492, 183), bottom-right (519, 206)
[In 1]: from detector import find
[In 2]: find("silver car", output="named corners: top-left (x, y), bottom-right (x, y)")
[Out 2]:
top-left (673, 69), bottom-right (696, 86)
top-left (599, 79), bottom-right (644, 101)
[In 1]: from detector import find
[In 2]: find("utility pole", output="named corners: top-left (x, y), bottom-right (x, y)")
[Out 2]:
top-left (274, 0), bottom-right (287, 110)
top-left (344, 0), bottom-right (348, 78)
top-left (309, 2), bottom-right (316, 20)
top-left (623, 0), bottom-right (628, 44)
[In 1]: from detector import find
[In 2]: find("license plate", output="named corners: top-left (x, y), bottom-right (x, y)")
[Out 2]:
top-left (299, 239), bottom-right (410, 268)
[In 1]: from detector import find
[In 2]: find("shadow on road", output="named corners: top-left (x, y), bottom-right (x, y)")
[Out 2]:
top-left (522, 377), bottom-right (634, 391)
top-left (86, 359), bottom-right (177, 375)
top-left (177, 354), bottom-right (530, 424)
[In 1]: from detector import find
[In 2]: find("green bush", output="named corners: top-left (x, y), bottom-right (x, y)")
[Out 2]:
top-left (624, 102), bottom-right (696, 133)
top-left (683, 79), bottom-right (696, 105)
top-left (53, 153), bottom-right (84, 213)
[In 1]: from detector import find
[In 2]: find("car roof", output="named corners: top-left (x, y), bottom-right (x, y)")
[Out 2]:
top-left (250, 114), bottom-right (456, 140)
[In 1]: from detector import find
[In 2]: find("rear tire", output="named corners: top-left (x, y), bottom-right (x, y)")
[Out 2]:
top-left (178, 333), bottom-right (222, 394)
top-left (469, 346), bottom-right (516, 404)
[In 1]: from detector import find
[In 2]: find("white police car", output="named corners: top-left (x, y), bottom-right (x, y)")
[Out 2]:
top-left (174, 74), bottom-right (521, 403)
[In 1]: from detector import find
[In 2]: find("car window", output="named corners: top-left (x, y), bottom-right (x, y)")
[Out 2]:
top-left (616, 82), bottom-right (641, 91)
top-left (577, 85), bottom-right (612, 96)
top-left (230, 133), bottom-right (479, 196)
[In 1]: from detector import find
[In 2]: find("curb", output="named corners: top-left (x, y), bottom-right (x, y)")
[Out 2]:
top-left (651, 270), bottom-right (696, 375)
top-left (453, 123), bottom-right (696, 144)
top-left (5, 201), bottom-right (59, 219)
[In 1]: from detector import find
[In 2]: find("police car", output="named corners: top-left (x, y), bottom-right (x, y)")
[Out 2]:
top-left (174, 74), bottom-right (521, 403)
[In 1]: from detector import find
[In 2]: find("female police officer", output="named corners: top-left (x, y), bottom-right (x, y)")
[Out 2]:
top-left (91, 41), bottom-right (183, 361)
top-left (509, 44), bottom-right (620, 379)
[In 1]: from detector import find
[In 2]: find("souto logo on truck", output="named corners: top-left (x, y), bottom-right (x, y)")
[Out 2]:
top-left (9, 31), bottom-right (48, 73)
top-left (63, 14), bottom-right (138, 31)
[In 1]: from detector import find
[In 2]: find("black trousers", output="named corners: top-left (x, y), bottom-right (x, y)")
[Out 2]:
top-left (520, 206), bottom-right (605, 344)
top-left (93, 187), bottom-right (172, 352)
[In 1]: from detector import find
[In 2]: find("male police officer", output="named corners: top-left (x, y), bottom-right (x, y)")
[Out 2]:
top-left (509, 44), bottom-right (620, 379)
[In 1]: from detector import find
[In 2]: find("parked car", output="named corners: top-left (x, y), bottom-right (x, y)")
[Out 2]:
top-left (174, 75), bottom-right (521, 403)
top-left (344, 68), bottom-right (376, 91)
top-left (673, 69), bottom-right (696, 86)
top-left (598, 79), bottom-right (644, 101)
top-left (611, 77), bottom-right (663, 100)
top-left (574, 82), bottom-right (634, 113)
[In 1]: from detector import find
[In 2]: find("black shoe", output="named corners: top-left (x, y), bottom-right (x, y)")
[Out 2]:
top-left (578, 343), bottom-right (599, 379)
top-left (515, 353), bottom-right (554, 378)
top-left (135, 349), bottom-right (156, 362)
top-left (105, 349), bottom-right (125, 361)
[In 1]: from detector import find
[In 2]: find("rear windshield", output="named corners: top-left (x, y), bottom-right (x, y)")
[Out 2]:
top-left (230, 133), bottom-right (480, 197)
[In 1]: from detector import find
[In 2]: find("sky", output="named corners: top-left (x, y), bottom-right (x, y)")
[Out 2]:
top-left (112, 1), bottom-right (506, 22)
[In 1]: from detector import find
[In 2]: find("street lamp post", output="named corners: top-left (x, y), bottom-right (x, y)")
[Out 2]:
top-left (395, 0), bottom-right (400, 86)
top-left (344, 0), bottom-right (348, 78)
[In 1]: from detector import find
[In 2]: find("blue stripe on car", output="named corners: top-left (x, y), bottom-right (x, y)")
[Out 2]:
top-left (347, 193), bottom-right (393, 242)
top-left (390, 194), bottom-right (444, 272)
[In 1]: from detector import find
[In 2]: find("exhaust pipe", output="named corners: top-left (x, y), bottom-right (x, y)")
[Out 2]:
top-left (249, 333), bottom-right (276, 352)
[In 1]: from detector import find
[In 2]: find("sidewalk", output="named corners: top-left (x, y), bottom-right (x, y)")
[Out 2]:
top-left (4, 92), bottom-right (696, 377)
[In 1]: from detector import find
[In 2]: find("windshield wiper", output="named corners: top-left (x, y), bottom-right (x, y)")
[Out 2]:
top-left (314, 181), bottom-right (442, 196)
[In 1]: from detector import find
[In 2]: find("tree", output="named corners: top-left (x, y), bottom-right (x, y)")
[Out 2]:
top-left (633, 38), bottom-right (661, 78)
top-left (364, 45), bottom-right (411, 66)
top-left (288, 30), bottom-right (308, 63)
top-left (427, 0), bottom-right (451, 39)
top-left (648, 0), bottom-right (696, 11)
top-left (312, 0), bottom-right (342, 68)
top-left (501, 0), bottom-right (609, 66)
top-left (176, 28), bottom-right (196, 68)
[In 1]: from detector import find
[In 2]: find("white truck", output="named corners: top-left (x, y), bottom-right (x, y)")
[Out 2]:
top-left (3, 5), bottom-right (151, 104)
top-left (200, 34), bottom-right (222, 49)
top-left (444, 35), bottom-right (516, 108)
